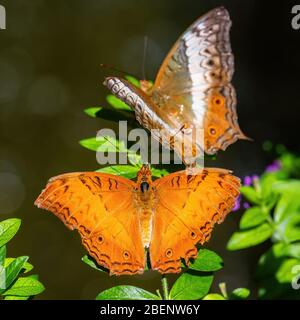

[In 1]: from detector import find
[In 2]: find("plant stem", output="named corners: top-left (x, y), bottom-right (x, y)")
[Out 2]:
top-left (219, 282), bottom-right (228, 299)
top-left (161, 275), bottom-right (169, 300)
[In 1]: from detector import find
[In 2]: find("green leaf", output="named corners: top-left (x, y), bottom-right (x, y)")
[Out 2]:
top-left (227, 223), bottom-right (273, 250)
top-left (79, 136), bottom-right (127, 153)
top-left (125, 75), bottom-right (140, 87)
top-left (283, 242), bottom-right (300, 259)
top-left (170, 273), bottom-right (213, 300)
top-left (256, 243), bottom-right (287, 279)
top-left (3, 256), bottom-right (29, 290)
top-left (2, 277), bottom-right (45, 296)
top-left (276, 258), bottom-right (300, 283)
top-left (240, 186), bottom-right (261, 204)
top-left (276, 214), bottom-right (300, 243)
top-left (22, 262), bottom-right (34, 273)
top-left (96, 165), bottom-right (139, 179)
top-left (96, 136), bottom-right (127, 153)
top-left (272, 180), bottom-right (300, 194)
top-left (239, 207), bottom-right (267, 229)
top-left (106, 95), bottom-right (132, 111)
top-left (81, 255), bottom-right (106, 272)
top-left (202, 293), bottom-right (226, 300)
top-left (151, 168), bottom-right (169, 178)
top-left (84, 107), bottom-right (102, 117)
top-left (230, 288), bottom-right (250, 300)
top-left (274, 192), bottom-right (300, 224)
top-left (127, 152), bottom-right (142, 166)
top-left (0, 246), bottom-right (6, 266)
top-left (4, 258), bottom-right (33, 274)
top-left (96, 285), bottom-right (160, 300)
top-left (188, 249), bottom-right (223, 272)
top-left (260, 173), bottom-right (279, 199)
top-left (0, 219), bottom-right (21, 247)
top-left (4, 295), bottom-right (30, 300)
top-left (79, 137), bottom-right (102, 151)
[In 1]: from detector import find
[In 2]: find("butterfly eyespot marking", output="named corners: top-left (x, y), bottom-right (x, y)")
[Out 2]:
top-left (123, 251), bottom-right (131, 260)
top-left (165, 248), bottom-right (173, 258)
top-left (190, 231), bottom-right (197, 240)
top-left (209, 127), bottom-right (217, 136)
top-left (98, 235), bottom-right (104, 244)
top-left (212, 95), bottom-right (225, 107)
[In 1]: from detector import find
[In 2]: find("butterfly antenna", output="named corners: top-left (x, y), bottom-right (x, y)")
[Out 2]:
top-left (142, 35), bottom-right (148, 80)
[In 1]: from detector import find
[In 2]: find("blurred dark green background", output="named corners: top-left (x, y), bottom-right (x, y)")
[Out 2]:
top-left (0, 0), bottom-right (299, 299)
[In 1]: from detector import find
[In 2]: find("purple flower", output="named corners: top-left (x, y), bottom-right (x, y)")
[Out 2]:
top-left (243, 176), bottom-right (252, 186)
top-left (243, 202), bottom-right (251, 209)
top-left (243, 174), bottom-right (259, 187)
top-left (266, 160), bottom-right (281, 173)
top-left (232, 195), bottom-right (241, 211)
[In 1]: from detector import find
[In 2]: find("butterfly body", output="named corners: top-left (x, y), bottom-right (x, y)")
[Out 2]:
top-left (104, 7), bottom-right (249, 165)
top-left (35, 165), bottom-right (240, 275)
top-left (133, 166), bottom-right (156, 247)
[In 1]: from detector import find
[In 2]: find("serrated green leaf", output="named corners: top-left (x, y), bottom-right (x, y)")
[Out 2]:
top-left (84, 107), bottom-right (102, 117)
top-left (96, 285), bottom-right (160, 300)
top-left (81, 255), bottom-right (106, 272)
top-left (240, 186), bottom-right (261, 204)
top-left (125, 75), bottom-right (140, 87)
top-left (0, 219), bottom-right (21, 247)
top-left (2, 277), bottom-right (45, 296)
top-left (96, 165), bottom-right (140, 179)
top-left (170, 273), bottom-right (213, 300)
top-left (2, 256), bottom-right (29, 290)
top-left (230, 288), bottom-right (250, 300)
top-left (227, 223), bottom-right (273, 250)
top-left (106, 95), bottom-right (132, 111)
top-left (202, 293), bottom-right (225, 300)
top-left (240, 207), bottom-right (267, 229)
top-left (188, 249), bottom-right (223, 272)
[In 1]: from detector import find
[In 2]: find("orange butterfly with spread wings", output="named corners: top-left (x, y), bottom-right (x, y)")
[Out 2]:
top-left (35, 165), bottom-right (240, 275)
top-left (104, 7), bottom-right (249, 165)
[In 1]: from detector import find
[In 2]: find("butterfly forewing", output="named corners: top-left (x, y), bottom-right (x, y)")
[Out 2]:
top-left (150, 168), bottom-right (240, 273)
top-left (35, 172), bottom-right (146, 275)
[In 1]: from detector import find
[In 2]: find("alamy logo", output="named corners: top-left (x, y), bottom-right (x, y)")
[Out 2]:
top-left (292, 5), bottom-right (300, 30)
top-left (0, 5), bottom-right (5, 29)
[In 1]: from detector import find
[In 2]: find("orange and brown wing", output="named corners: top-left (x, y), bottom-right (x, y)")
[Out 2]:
top-left (151, 7), bottom-right (248, 153)
top-left (150, 168), bottom-right (240, 273)
top-left (35, 172), bottom-right (145, 275)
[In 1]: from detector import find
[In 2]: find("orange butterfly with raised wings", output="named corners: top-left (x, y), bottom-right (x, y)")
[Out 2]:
top-left (35, 165), bottom-right (240, 275)
top-left (104, 7), bottom-right (249, 165)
